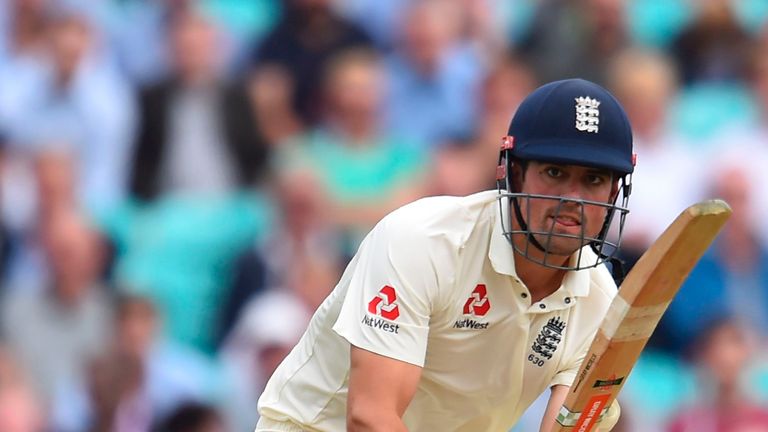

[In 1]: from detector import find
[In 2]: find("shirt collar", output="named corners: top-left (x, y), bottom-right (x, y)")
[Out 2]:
top-left (489, 196), bottom-right (592, 299)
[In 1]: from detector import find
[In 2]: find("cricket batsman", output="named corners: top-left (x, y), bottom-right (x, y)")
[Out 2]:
top-left (255, 78), bottom-right (633, 431)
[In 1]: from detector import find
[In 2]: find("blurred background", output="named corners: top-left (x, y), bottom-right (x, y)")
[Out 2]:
top-left (0, 0), bottom-right (767, 431)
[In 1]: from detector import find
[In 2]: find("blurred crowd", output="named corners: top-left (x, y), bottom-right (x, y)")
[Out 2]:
top-left (0, 0), bottom-right (767, 431)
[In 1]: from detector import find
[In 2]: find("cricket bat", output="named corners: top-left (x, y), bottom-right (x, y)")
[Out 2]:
top-left (554, 199), bottom-right (732, 432)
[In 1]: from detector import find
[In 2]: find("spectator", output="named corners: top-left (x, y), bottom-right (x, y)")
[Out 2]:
top-left (52, 295), bottom-right (219, 432)
top-left (421, 55), bottom-right (535, 197)
top-left (667, 318), bottom-right (768, 432)
top-left (106, 0), bottom-right (264, 85)
top-left (0, 7), bottom-right (135, 215)
top-left (4, 149), bottom-right (82, 291)
top-left (0, 207), bottom-right (112, 403)
top-left (0, 0), bottom-right (48, 62)
top-left (220, 287), bottom-right (315, 431)
top-left (517, 0), bottom-right (630, 85)
top-left (0, 4), bottom-right (127, 287)
top-left (473, 55), bottom-right (536, 172)
top-left (1, 148), bottom-right (79, 295)
top-left (656, 165), bottom-right (768, 354)
top-left (262, 171), bottom-right (339, 274)
top-left (427, 138), bottom-right (492, 197)
top-left (129, 6), bottom-right (268, 201)
top-left (222, 249), bottom-right (338, 432)
top-left (252, 0), bottom-right (373, 125)
top-left (384, 0), bottom-right (486, 146)
top-left (671, 0), bottom-right (754, 85)
top-left (747, 42), bottom-right (768, 247)
top-left (105, 6), bottom-right (272, 355)
top-left (606, 48), bottom-right (702, 267)
top-left (276, 49), bottom-right (428, 255)
top-left (708, 43), bottom-right (768, 247)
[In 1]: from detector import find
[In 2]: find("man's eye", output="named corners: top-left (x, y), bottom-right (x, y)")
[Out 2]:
top-left (587, 175), bottom-right (605, 185)
top-left (546, 167), bottom-right (563, 178)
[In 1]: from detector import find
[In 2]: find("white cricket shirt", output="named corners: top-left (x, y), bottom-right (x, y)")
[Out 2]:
top-left (257, 190), bottom-right (618, 431)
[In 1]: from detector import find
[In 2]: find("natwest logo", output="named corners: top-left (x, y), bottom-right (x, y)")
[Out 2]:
top-left (463, 284), bottom-right (490, 317)
top-left (368, 285), bottom-right (400, 320)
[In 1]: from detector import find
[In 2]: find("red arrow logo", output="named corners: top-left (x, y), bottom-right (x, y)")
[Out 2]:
top-left (463, 284), bottom-right (491, 316)
top-left (368, 285), bottom-right (400, 320)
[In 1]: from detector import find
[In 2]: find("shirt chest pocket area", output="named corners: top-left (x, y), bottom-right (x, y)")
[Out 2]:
top-left (420, 310), bottom-right (537, 402)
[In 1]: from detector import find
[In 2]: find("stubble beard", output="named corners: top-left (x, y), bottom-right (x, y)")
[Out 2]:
top-left (529, 230), bottom-right (586, 257)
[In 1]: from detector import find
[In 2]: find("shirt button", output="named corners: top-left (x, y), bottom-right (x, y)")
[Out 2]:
top-left (565, 297), bottom-right (571, 304)
top-left (521, 293), bottom-right (528, 298)
top-left (539, 304), bottom-right (546, 309)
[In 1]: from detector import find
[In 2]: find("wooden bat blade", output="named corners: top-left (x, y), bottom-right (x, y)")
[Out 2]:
top-left (554, 199), bottom-right (732, 432)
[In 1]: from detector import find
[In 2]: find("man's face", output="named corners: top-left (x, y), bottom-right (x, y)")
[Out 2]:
top-left (514, 161), bottom-right (617, 257)
top-left (170, 12), bottom-right (218, 82)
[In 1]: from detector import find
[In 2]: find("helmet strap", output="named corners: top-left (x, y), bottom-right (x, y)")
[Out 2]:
top-left (500, 149), bottom-right (549, 255)
top-left (510, 195), bottom-right (549, 253)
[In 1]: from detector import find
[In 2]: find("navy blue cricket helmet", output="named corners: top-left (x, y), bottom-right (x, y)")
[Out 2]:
top-left (507, 78), bottom-right (634, 175)
top-left (497, 78), bottom-right (636, 272)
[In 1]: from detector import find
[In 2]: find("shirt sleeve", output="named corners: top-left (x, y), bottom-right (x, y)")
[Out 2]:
top-left (332, 211), bottom-right (445, 367)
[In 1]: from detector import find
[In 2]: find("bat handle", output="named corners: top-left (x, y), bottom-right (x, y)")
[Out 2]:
top-left (554, 405), bottom-right (611, 432)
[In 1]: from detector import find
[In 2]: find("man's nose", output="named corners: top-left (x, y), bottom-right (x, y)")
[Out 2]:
top-left (559, 178), bottom-right (587, 200)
